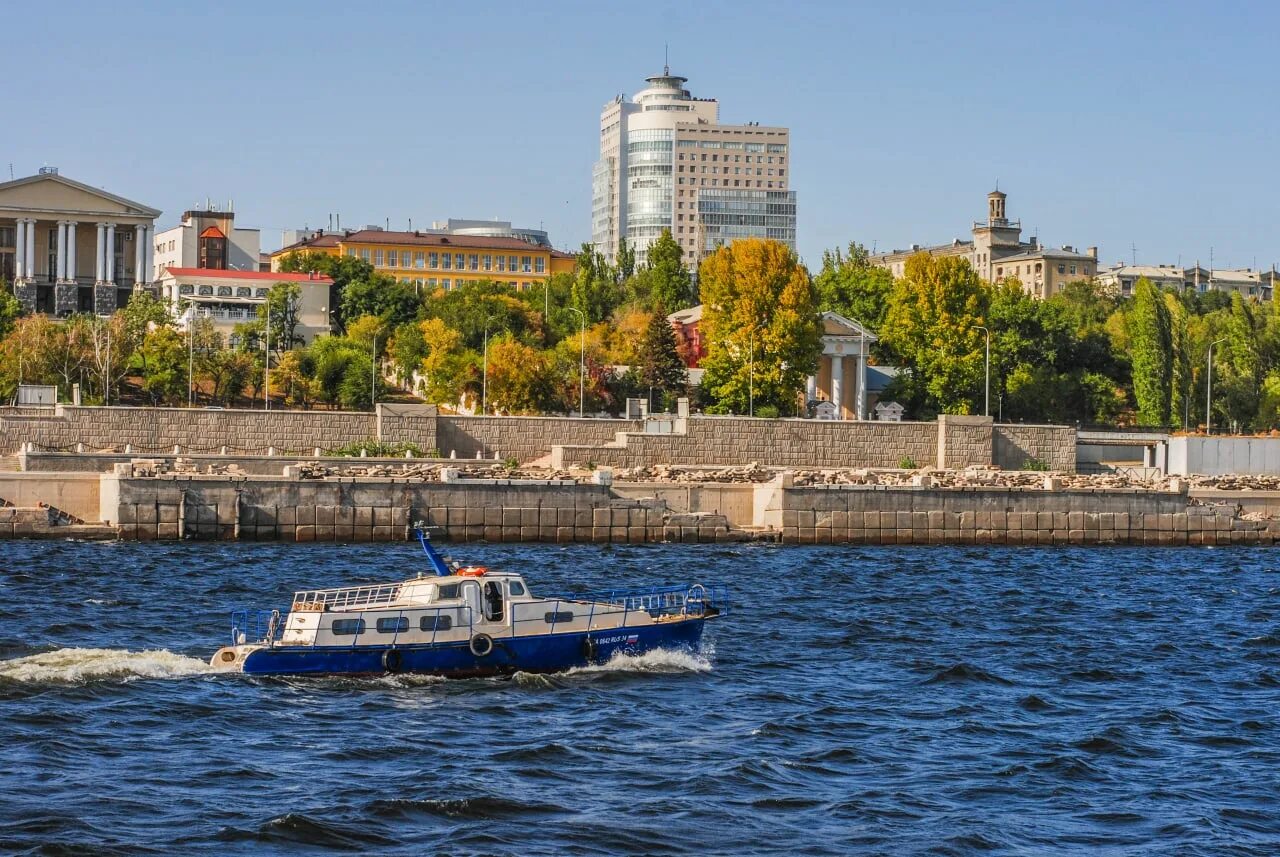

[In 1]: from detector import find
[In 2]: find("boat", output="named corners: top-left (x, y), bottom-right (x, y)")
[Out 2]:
top-left (209, 528), bottom-right (727, 678)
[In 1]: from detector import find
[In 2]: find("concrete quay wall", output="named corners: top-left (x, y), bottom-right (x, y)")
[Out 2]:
top-left (90, 474), bottom-right (1276, 547)
top-left (777, 486), bottom-right (1267, 546)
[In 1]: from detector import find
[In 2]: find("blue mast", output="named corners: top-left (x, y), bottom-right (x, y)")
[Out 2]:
top-left (414, 525), bottom-right (451, 576)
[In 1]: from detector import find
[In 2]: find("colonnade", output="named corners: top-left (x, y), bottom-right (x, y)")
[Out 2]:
top-left (11, 219), bottom-right (152, 286)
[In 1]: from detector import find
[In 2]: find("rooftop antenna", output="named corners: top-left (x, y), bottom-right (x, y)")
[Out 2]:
top-left (7, 163), bottom-right (12, 180)
top-left (664, 43), bottom-right (669, 75)
top-left (1131, 242), bottom-right (1137, 266)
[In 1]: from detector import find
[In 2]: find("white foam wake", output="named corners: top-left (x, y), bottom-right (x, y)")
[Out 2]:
top-left (0, 647), bottom-right (212, 684)
top-left (573, 645), bottom-right (714, 676)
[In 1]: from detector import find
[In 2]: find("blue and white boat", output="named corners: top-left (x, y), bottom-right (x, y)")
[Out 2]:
top-left (210, 530), bottom-right (727, 678)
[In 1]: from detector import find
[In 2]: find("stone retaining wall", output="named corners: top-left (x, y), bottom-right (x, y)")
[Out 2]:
top-left (778, 485), bottom-right (1268, 545)
top-left (435, 416), bottom-right (642, 463)
top-left (994, 424), bottom-right (1076, 471)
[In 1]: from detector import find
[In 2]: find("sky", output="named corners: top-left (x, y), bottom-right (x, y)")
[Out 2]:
top-left (9, 0), bottom-right (1278, 272)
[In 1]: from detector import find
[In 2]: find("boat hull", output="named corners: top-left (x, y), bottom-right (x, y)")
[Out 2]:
top-left (238, 617), bottom-right (708, 678)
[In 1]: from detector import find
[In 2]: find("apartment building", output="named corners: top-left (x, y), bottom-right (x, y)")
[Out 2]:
top-left (153, 205), bottom-right (261, 280)
top-left (156, 268), bottom-right (332, 343)
top-left (592, 68), bottom-right (796, 269)
top-left (1097, 263), bottom-right (1276, 300)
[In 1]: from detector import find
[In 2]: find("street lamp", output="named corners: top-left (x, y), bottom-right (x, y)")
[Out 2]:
top-left (1206, 337), bottom-right (1227, 435)
top-left (566, 306), bottom-right (586, 418)
top-left (974, 325), bottom-right (991, 417)
top-left (371, 333), bottom-right (378, 411)
top-left (748, 327), bottom-right (754, 417)
top-left (264, 299), bottom-right (271, 411)
top-left (481, 313), bottom-right (502, 415)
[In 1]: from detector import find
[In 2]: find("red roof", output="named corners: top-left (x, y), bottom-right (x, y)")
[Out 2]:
top-left (198, 225), bottom-right (226, 239)
top-left (162, 267), bottom-right (333, 283)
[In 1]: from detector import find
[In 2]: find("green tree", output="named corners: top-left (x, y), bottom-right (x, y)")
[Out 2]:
top-left (813, 241), bottom-right (894, 332)
top-left (636, 307), bottom-right (687, 409)
top-left (642, 229), bottom-right (694, 312)
top-left (270, 348), bottom-right (317, 409)
top-left (261, 282), bottom-right (304, 351)
top-left (276, 250), bottom-right (375, 333)
top-left (571, 243), bottom-right (620, 324)
top-left (423, 279), bottom-right (536, 351)
top-left (698, 238), bottom-right (821, 416)
top-left (1164, 291), bottom-right (1191, 429)
top-left (340, 274), bottom-right (421, 330)
top-left (136, 326), bottom-right (188, 405)
top-left (616, 237), bottom-right (636, 281)
top-left (1129, 279), bottom-right (1173, 426)
top-left (417, 317), bottom-right (474, 406)
top-left (486, 336), bottom-right (557, 413)
top-left (0, 288), bottom-right (21, 340)
top-left (881, 254), bottom-right (988, 414)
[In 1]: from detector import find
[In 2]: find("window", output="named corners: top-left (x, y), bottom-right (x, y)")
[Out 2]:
top-left (442, 253), bottom-right (451, 270)
top-left (374, 249), bottom-right (383, 266)
top-left (496, 255), bottom-right (506, 272)
top-left (178, 284), bottom-right (194, 295)
top-left (198, 234), bottom-right (227, 269)
top-left (545, 611), bottom-right (574, 624)
top-left (331, 618), bottom-right (365, 636)
top-left (1070, 265), bottom-right (1077, 275)
top-left (455, 253), bottom-right (464, 269)
top-left (420, 614), bottom-right (453, 632)
top-left (508, 255), bottom-right (518, 272)
top-left (388, 250), bottom-right (398, 268)
top-left (414, 251), bottom-right (425, 269)
top-left (509, 581), bottom-right (525, 596)
top-left (236, 287), bottom-right (252, 297)
top-left (256, 288), bottom-right (269, 297)
top-left (217, 286), bottom-right (232, 296)
top-left (469, 254), bottom-right (479, 271)
top-left (438, 583), bottom-right (460, 599)
top-left (534, 257), bottom-right (545, 274)
top-left (483, 254), bottom-right (492, 271)
top-left (360, 249), bottom-right (370, 262)
top-left (521, 256), bottom-right (532, 273)
top-left (429, 252), bottom-right (439, 269)
top-left (376, 616), bottom-right (409, 634)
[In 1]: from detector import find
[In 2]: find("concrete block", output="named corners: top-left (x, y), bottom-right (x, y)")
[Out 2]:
top-left (487, 526), bottom-right (506, 542)
top-left (137, 503), bottom-right (158, 524)
top-left (611, 526), bottom-right (629, 543)
top-left (1052, 512), bottom-right (1069, 530)
top-left (354, 507), bottom-right (373, 529)
top-left (556, 527), bottom-right (575, 543)
top-left (520, 526), bottom-right (540, 542)
top-left (593, 508), bottom-right (612, 527)
top-left (1067, 512), bottom-right (1084, 529)
top-left (316, 524), bottom-right (336, 541)
top-left (335, 524), bottom-right (355, 542)
top-left (928, 510), bottom-right (944, 529)
top-left (465, 507), bottom-right (484, 526)
top-left (373, 526), bottom-right (395, 541)
top-left (157, 523), bottom-right (179, 540)
top-left (296, 525), bottom-right (317, 543)
top-left (335, 506), bottom-right (355, 527)
top-left (521, 508), bottom-right (539, 527)
top-left (595, 527), bottom-right (613, 544)
top-left (538, 526), bottom-right (557, 542)
top-left (628, 526), bottom-right (647, 544)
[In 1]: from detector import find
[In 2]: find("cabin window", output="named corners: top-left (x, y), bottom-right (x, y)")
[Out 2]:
top-left (509, 581), bottom-right (526, 596)
top-left (437, 583), bottom-right (460, 599)
top-left (331, 618), bottom-right (365, 636)
top-left (482, 580), bottom-right (504, 622)
top-left (420, 615), bottom-right (453, 632)
top-left (376, 616), bottom-right (409, 634)
top-left (544, 611), bottom-right (574, 624)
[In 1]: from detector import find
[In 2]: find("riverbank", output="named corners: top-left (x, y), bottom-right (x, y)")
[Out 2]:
top-left (3, 462), bottom-right (1277, 546)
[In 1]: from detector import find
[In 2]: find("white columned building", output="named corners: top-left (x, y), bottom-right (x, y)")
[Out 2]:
top-left (0, 169), bottom-right (160, 315)
top-left (804, 312), bottom-right (879, 421)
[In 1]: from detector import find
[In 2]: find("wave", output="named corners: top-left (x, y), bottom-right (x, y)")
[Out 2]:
top-left (922, 662), bottom-right (1013, 686)
top-left (0, 647), bottom-right (210, 684)
top-left (575, 645), bottom-right (714, 675)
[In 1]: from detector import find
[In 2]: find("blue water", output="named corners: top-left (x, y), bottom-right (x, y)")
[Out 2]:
top-left (2, 542), bottom-right (1280, 855)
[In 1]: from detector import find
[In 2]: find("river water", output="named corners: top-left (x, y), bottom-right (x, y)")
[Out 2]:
top-left (2, 541), bottom-right (1279, 855)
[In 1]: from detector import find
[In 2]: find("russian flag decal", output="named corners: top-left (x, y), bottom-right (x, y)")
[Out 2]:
top-left (625, 634), bottom-right (639, 645)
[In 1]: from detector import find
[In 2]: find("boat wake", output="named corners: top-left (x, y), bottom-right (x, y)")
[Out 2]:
top-left (0, 647), bottom-right (212, 684)
top-left (578, 645), bottom-right (713, 675)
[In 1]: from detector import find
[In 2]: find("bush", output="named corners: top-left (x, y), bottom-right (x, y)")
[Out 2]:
top-left (1022, 457), bottom-right (1051, 471)
top-left (898, 456), bottom-right (917, 469)
top-left (754, 404), bottom-right (780, 419)
top-left (326, 440), bottom-right (432, 458)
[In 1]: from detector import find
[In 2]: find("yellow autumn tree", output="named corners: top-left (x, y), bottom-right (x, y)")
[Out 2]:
top-left (698, 238), bottom-right (821, 416)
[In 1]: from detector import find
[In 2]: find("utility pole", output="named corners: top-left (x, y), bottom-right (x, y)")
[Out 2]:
top-left (371, 334), bottom-right (378, 411)
top-left (264, 300), bottom-right (271, 411)
top-left (748, 327), bottom-right (754, 417)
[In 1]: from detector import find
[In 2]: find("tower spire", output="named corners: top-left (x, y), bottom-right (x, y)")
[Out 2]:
top-left (664, 43), bottom-right (669, 76)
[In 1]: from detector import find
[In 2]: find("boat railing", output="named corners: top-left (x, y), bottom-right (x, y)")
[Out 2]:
top-left (290, 582), bottom-right (403, 611)
top-left (231, 608), bottom-right (289, 645)
top-left (519, 583), bottom-right (730, 635)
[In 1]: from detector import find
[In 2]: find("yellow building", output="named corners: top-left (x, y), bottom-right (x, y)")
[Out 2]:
top-left (270, 229), bottom-right (576, 292)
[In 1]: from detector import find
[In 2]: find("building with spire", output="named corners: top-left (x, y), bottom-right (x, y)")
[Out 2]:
top-left (592, 67), bottom-right (796, 269)
top-left (868, 188), bottom-right (1099, 299)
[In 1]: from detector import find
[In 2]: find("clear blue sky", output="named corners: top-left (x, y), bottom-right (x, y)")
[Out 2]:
top-left (10, 0), bottom-right (1277, 272)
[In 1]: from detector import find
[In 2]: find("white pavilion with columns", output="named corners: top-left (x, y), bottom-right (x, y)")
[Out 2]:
top-left (805, 311), bottom-right (878, 420)
top-left (0, 169), bottom-right (160, 316)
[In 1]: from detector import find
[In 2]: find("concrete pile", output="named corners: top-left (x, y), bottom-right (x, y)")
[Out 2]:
top-left (612, 462), bottom-right (775, 483)
top-left (1188, 474), bottom-right (1280, 491)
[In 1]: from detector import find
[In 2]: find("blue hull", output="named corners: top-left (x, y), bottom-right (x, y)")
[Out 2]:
top-left (241, 618), bottom-right (708, 678)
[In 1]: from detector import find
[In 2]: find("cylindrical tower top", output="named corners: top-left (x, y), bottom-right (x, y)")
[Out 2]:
top-left (988, 190), bottom-right (1007, 224)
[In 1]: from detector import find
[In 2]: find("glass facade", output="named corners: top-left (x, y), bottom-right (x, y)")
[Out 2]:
top-left (697, 189), bottom-right (797, 252)
top-left (625, 128), bottom-right (674, 265)
top-left (591, 157), bottom-right (615, 251)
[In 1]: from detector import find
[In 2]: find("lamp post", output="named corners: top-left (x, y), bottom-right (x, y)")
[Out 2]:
top-left (1206, 337), bottom-right (1227, 435)
top-left (975, 325), bottom-right (991, 417)
top-left (264, 299), bottom-right (271, 411)
top-left (482, 314), bottom-right (502, 415)
top-left (370, 333), bottom-right (378, 411)
top-left (187, 308), bottom-right (194, 407)
top-left (566, 306), bottom-right (586, 418)
top-left (748, 327), bottom-right (754, 417)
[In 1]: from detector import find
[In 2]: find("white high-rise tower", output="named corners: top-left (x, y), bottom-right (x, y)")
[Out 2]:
top-left (591, 68), bottom-right (796, 269)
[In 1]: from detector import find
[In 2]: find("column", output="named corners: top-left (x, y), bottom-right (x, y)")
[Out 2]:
top-left (857, 351), bottom-right (869, 420)
top-left (830, 352), bottom-right (844, 420)
top-left (143, 224), bottom-right (154, 284)
top-left (95, 223), bottom-right (106, 282)
top-left (65, 222), bottom-right (77, 280)
top-left (105, 223), bottom-right (116, 283)
top-left (55, 221), bottom-right (67, 280)
top-left (133, 225), bottom-right (144, 286)
top-left (24, 218), bottom-right (36, 280)
top-left (14, 219), bottom-right (26, 281)
top-left (805, 374), bottom-right (817, 403)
